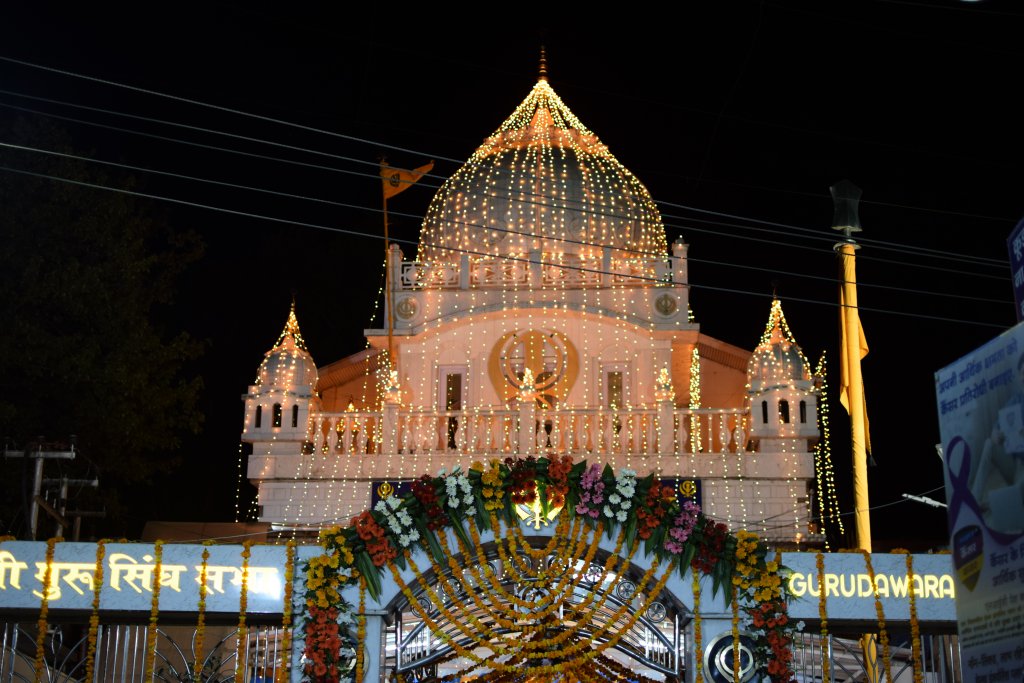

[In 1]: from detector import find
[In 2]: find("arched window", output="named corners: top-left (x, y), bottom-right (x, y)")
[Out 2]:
top-left (761, 400), bottom-right (769, 424)
top-left (779, 400), bottom-right (790, 424)
top-left (254, 405), bottom-right (262, 429)
top-left (273, 403), bottom-right (283, 428)
top-left (291, 404), bottom-right (300, 428)
top-left (799, 400), bottom-right (807, 423)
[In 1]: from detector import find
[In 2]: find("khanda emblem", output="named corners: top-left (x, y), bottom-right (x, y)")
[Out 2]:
top-left (377, 482), bottom-right (395, 500)
top-left (488, 329), bottom-right (579, 408)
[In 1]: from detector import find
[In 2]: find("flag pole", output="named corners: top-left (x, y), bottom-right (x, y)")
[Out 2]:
top-left (382, 169), bottom-right (395, 373)
top-left (832, 180), bottom-right (878, 683)
top-left (831, 180), bottom-right (872, 551)
top-left (379, 159), bottom-right (435, 393)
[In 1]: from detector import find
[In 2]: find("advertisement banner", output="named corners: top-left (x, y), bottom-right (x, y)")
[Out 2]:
top-left (936, 324), bottom-right (1024, 683)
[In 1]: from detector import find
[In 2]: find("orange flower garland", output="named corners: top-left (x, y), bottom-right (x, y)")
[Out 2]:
top-left (276, 539), bottom-right (297, 683)
top-left (355, 575), bottom-right (367, 683)
top-left (34, 537), bottom-right (58, 682)
top-left (692, 571), bottom-right (703, 683)
top-left (731, 584), bottom-right (741, 683)
top-left (84, 540), bottom-right (106, 683)
top-left (144, 540), bottom-right (165, 683)
top-left (816, 551), bottom-right (830, 683)
top-left (901, 551), bottom-right (924, 683)
top-left (195, 544), bottom-right (211, 681)
top-left (296, 457), bottom-right (798, 683)
top-left (235, 540), bottom-right (253, 683)
top-left (860, 550), bottom-right (892, 683)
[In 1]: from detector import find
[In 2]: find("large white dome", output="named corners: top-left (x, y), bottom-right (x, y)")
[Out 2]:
top-left (417, 76), bottom-right (667, 264)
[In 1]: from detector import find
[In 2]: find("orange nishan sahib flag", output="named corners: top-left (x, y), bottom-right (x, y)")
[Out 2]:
top-left (381, 161), bottom-right (434, 199)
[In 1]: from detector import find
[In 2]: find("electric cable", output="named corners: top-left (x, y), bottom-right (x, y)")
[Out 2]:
top-left (4, 139), bottom-right (1010, 306)
top-left (0, 161), bottom-right (1009, 331)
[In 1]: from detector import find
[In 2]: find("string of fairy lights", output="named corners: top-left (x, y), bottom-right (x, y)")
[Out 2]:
top-left (0, 56), bottom-right (1009, 273)
top-left (0, 58), bottom-right (983, 544)
top-left (0, 88), bottom-right (1012, 293)
top-left (223, 75), bottom-right (830, 544)
top-left (813, 352), bottom-right (845, 548)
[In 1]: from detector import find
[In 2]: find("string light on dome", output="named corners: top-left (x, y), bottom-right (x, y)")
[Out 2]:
top-left (813, 351), bottom-right (844, 545)
top-left (689, 347), bottom-right (702, 453)
top-left (234, 442), bottom-right (245, 523)
top-left (241, 71), bottom-right (818, 549)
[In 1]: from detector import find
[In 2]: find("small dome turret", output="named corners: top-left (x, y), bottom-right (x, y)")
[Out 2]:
top-left (257, 303), bottom-right (318, 393)
top-left (747, 299), bottom-right (811, 392)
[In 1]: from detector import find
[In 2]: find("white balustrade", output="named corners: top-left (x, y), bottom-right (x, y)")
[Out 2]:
top-left (306, 407), bottom-right (746, 459)
top-left (310, 412), bottom-right (380, 455)
top-left (400, 256), bottom-right (672, 291)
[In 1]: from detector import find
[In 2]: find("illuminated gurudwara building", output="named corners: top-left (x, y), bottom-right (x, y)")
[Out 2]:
top-left (242, 66), bottom-right (825, 544)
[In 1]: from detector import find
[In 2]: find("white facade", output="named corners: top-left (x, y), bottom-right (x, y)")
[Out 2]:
top-left (242, 73), bottom-right (823, 544)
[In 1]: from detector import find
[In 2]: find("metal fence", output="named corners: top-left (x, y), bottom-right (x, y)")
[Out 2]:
top-left (1, 622), bottom-right (286, 683)
top-left (791, 631), bottom-right (961, 683)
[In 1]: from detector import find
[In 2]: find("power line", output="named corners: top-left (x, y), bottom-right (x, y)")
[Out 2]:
top-left (3, 140), bottom-right (1011, 308)
top-left (0, 162), bottom-right (1008, 330)
top-left (0, 71), bottom-right (1008, 271)
top-left (660, 201), bottom-right (1007, 268)
top-left (2, 95), bottom-right (1010, 295)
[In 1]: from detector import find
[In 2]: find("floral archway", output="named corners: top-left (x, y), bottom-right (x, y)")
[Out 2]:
top-left (298, 457), bottom-right (798, 683)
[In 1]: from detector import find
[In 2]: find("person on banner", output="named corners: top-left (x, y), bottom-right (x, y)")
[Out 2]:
top-left (970, 353), bottom-right (1024, 532)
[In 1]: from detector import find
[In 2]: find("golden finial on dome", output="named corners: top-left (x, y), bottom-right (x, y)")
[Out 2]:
top-left (275, 299), bottom-right (308, 351)
top-left (538, 45), bottom-right (548, 82)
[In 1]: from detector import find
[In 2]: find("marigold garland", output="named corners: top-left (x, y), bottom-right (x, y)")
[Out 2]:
top-left (355, 575), bottom-right (367, 683)
top-left (34, 537), bottom-right (58, 682)
top-left (445, 514), bottom-right (611, 636)
top-left (860, 550), bottom-right (892, 683)
top-left (902, 551), bottom-right (924, 683)
top-left (145, 540), bottom-right (165, 683)
top-left (692, 571), bottom-right (703, 683)
top-left (235, 540), bottom-right (253, 683)
top-left (296, 457), bottom-right (798, 683)
top-left (816, 551), bottom-right (830, 683)
top-left (195, 544), bottom-right (212, 682)
top-left (731, 584), bottom-right (741, 683)
top-left (84, 540), bottom-right (106, 683)
top-left (276, 540), bottom-right (297, 683)
top-left (390, 554), bottom-right (678, 674)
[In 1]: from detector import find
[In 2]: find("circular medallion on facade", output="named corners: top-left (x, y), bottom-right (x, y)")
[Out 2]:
top-left (655, 293), bottom-right (678, 317)
top-left (436, 574), bottom-right (462, 601)
top-left (703, 631), bottom-right (757, 683)
top-left (645, 601), bottom-right (667, 623)
top-left (584, 563), bottom-right (603, 584)
top-left (487, 329), bottom-right (579, 408)
top-left (615, 579), bottom-right (637, 601)
top-left (396, 296), bottom-right (418, 320)
top-left (417, 595), bottom-right (434, 614)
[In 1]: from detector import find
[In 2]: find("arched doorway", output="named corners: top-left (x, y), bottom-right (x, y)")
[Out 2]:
top-left (384, 538), bottom-right (693, 683)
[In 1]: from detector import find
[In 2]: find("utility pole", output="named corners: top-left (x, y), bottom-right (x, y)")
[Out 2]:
top-left (4, 438), bottom-right (77, 539)
top-left (42, 476), bottom-right (100, 539)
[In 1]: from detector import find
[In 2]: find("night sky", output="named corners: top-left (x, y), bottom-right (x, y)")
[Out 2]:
top-left (1, 2), bottom-right (1021, 546)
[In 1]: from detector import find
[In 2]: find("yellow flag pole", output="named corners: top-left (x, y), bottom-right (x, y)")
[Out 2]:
top-left (838, 243), bottom-right (872, 551)
top-left (832, 180), bottom-right (878, 683)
